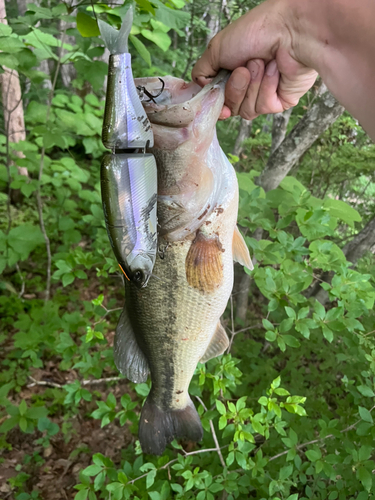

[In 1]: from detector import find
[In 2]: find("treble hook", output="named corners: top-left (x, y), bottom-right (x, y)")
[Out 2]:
top-left (158, 242), bottom-right (170, 260)
top-left (137, 78), bottom-right (165, 104)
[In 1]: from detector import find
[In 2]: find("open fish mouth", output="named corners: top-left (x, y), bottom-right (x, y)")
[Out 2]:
top-left (135, 70), bottom-right (230, 111)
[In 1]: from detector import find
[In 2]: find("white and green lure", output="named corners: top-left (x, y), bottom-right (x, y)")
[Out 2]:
top-left (99, 7), bottom-right (158, 288)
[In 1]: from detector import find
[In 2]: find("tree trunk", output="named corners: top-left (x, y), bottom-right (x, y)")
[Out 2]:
top-left (257, 91), bottom-right (345, 191)
top-left (232, 118), bottom-right (252, 157)
top-left (343, 216), bottom-right (375, 265)
top-left (16, 0), bottom-right (27, 16)
top-left (206, 1), bottom-right (221, 44)
top-left (235, 227), bottom-right (263, 323)
top-left (270, 108), bottom-right (293, 155)
top-left (0, 0), bottom-right (28, 178)
top-left (262, 114), bottom-right (272, 133)
top-left (58, 19), bottom-right (77, 88)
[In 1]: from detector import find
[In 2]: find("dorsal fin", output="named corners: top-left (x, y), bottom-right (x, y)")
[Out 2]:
top-left (233, 226), bottom-right (253, 270)
top-left (200, 322), bottom-right (229, 363)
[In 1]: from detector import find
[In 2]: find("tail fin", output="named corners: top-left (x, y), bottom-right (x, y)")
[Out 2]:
top-left (98, 6), bottom-right (132, 54)
top-left (139, 396), bottom-right (203, 455)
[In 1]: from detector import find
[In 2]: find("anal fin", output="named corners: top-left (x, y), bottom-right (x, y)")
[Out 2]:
top-left (114, 306), bottom-right (150, 383)
top-left (233, 226), bottom-right (253, 270)
top-left (200, 322), bottom-right (229, 363)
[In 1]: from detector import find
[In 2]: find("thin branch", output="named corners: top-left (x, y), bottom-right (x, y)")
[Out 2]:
top-left (226, 295), bottom-right (236, 353)
top-left (128, 447), bottom-right (227, 485)
top-left (16, 263), bottom-right (25, 298)
top-left (27, 375), bottom-right (124, 389)
top-left (36, 33), bottom-right (67, 302)
top-left (195, 396), bottom-right (226, 468)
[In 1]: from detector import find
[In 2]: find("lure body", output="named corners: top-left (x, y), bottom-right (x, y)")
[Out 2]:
top-left (99, 10), bottom-right (157, 287)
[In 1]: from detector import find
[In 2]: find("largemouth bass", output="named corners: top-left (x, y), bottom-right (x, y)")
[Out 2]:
top-left (115, 71), bottom-right (253, 455)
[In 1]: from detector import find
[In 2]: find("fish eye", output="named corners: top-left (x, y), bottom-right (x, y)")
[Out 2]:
top-left (134, 270), bottom-right (144, 283)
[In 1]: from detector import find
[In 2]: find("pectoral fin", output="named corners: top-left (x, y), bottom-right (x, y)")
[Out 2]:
top-left (185, 232), bottom-right (223, 293)
top-left (233, 226), bottom-right (253, 270)
top-left (114, 306), bottom-right (149, 383)
top-left (200, 322), bottom-right (229, 363)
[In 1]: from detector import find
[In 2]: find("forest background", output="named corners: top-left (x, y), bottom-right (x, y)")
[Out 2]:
top-left (1, 0), bottom-right (375, 499)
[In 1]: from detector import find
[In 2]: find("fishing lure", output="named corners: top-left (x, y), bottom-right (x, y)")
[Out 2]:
top-left (99, 7), bottom-right (158, 288)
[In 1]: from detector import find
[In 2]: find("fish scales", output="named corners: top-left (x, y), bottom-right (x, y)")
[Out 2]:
top-left (114, 71), bottom-right (253, 455)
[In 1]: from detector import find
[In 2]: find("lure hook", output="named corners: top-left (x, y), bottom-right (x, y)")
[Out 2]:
top-left (137, 78), bottom-right (165, 104)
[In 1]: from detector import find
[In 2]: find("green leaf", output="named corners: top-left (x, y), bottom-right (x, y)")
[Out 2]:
top-left (19, 399), bottom-right (27, 416)
top-left (285, 306), bottom-right (296, 319)
top-left (74, 489), bottom-right (89, 500)
top-left (322, 324), bottom-right (334, 343)
top-left (262, 319), bottom-right (274, 331)
top-left (62, 273), bottom-right (75, 287)
top-left (265, 330), bottom-right (277, 342)
top-left (282, 335), bottom-right (301, 348)
top-left (153, 0), bottom-right (190, 30)
top-left (27, 406), bottom-right (48, 419)
top-left (359, 406), bottom-right (373, 423)
top-left (0, 36), bottom-right (25, 54)
top-left (146, 469), bottom-right (157, 489)
top-left (357, 385), bottom-right (375, 398)
top-left (83, 464), bottom-right (102, 476)
top-left (0, 24), bottom-right (12, 36)
top-left (216, 400), bottom-right (226, 415)
top-left (277, 336), bottom-right (286, 352)
top-left (0, 416), bottom-right (19, 433)
top-left (135, 383), bottom-right (150, 397)
top-left (279, 464), bottom-right (293, 480)
top-left (141, 29), bottom-right (171, 51)
top-left (275, 388), bottom-right (290, 396)
top-left (357, 466), bottom-right (373, 492)
top-left (0, 53), bottom-right (19, 69)
top-left (359, 445), bottom-right (372, 462)
top-left (305, 449), bottom-right (321, 462)
top-left (8, 224), bottom-right (44, 261)
top-left (135, 0), bottom-right (156, 15)
top-left (129, 35), bottom-right (151, 66)
top-left (323, 198), bottom-right (361, 228)
top-left (77, 13), bottom-right (100, 37)
top-left (19, 416), bottom-right (28, 432)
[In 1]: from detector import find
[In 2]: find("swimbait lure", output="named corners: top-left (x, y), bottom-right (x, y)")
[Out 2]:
top-left (99, 8), bottom-right (157, 288)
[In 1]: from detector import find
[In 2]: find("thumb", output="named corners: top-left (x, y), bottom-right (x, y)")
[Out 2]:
top-left (192, 35), bottom-right (222, 87)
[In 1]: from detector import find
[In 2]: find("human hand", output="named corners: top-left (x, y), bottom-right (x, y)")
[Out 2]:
top-left (192, 0), bottom-right (318, 120)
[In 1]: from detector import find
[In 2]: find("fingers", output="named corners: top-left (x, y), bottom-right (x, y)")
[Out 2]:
top-left (238, 59), bottom-right (265, 120)
top-left (224, 67), bottom-right (251, 116)
top-left (255, 60), bottom-right (285, 115)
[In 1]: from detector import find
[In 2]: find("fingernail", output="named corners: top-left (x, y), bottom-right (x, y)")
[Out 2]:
top-left (249, 60), bottom-right (259, 79)
top-left (231, 73), bottom-right (248, 90)
top-left (266, 60), bottom-right (277, 77)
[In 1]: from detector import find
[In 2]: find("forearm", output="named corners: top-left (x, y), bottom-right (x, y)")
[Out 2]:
top-left (290, 0), bottom-right (375, 137)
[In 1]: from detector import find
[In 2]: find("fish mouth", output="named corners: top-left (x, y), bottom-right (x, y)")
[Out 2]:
top-left (134, 70), bottom-right (230, 126)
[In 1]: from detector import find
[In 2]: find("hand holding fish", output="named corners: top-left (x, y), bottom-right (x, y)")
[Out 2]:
top-left (192, 0), bottom-right (375, 140)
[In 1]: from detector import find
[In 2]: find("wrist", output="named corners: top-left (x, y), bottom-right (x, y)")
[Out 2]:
top-left (279, 0), bottom-right (330, 73)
